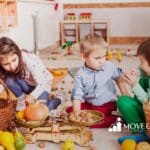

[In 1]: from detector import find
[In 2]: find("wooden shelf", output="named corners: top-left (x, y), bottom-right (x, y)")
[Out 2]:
top-left (7, 0), bottom-right (16, 2)
top-left (60, 19), bottom-right (110, 45)
top-left (0, 0), bottom-right (17, 30)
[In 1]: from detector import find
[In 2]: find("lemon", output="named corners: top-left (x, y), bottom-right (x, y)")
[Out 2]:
top-left (121, 139), bottom-right (136, 150)
top-left (0, 131), bottom-right (15, 150)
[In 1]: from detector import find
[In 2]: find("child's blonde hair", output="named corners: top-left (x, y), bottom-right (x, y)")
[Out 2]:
top-left (80, 33), bottom-right (108, 57)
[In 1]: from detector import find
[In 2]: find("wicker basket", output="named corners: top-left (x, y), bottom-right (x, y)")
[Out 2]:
top-left (0, 80), bottom-right (16, 131)
top-left (69, 110), bottom-right (104, 126)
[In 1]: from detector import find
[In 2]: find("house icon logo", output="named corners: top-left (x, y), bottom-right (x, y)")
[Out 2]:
top-left (108, 117), bottom-right (122, 132)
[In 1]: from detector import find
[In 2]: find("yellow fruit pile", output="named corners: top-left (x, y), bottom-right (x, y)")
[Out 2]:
top-left (0, 129), bottom-right (26, 150)
top-left (0, 131), bottom-right (15, 150)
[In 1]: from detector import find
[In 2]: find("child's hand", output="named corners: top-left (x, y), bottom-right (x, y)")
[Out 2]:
top-left (73, 100), bottom-right (81, 112)
top-left (25, 95), bottom-right (35, 104)
top-left (124, 69), bottom-right (139, 87)
top-left (74, 111), bottom-right (81, 116)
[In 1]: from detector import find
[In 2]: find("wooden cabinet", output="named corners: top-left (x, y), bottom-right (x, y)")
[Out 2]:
top-left (0, 0), bottom-right (17, 30)
top-left (60, 20), bottom-right (109, 45)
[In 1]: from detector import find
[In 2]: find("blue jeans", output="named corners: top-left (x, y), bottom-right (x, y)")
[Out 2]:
top-left (5, 76), bottom-right (61, 110)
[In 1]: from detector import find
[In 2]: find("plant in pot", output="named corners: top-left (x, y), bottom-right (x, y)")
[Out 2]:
top-left (61, 41), bottom-right (73, 55)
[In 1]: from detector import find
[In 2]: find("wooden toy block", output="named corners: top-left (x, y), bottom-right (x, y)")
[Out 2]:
top-left (80, 12), bottom-right (92, 20)
top-left (64, 13), bottom-right (76, 20)
top-left (47, 68), bottom-right (68, 90)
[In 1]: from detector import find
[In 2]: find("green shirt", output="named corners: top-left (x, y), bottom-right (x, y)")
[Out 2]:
top-left (132, 78), bottom-right (150, 104)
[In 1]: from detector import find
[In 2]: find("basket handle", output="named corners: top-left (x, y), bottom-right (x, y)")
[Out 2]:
top-left (0, 78), bottom-right (15, 101)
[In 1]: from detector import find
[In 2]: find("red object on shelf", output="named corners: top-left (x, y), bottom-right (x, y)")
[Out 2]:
top-left (64, 13), bottom-right (76, 20)
top-left (80, 12), bottom-right (92, 20)
top-left (54, 3), bottom-right (59, 11)
top-left (67, 13), bottom-right (75, 15)
top-left (80, 12), bottom-right (92, 16)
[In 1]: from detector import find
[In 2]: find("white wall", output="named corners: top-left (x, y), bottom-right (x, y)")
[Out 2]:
top-left (0, 1), bottom-right (63, 51)
top-left (63, 0), bottom-right (150, 38)
top-left (64, 7), bottom-right (150, 37)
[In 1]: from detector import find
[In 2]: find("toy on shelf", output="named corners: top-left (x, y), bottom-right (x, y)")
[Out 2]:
top-left (64, 13), bottom-right (76, 20)
top-left (106, 49), bottom-right (122, 62)
top-left (106, 50), bottom-right (113, 61)
top-left (61, 41), bottom-right (73, 55)
top-left (116, 49), bottom-right (122, 62)
top-left (126, 48), bottom-right (131, 56)
top-left (79, 12), bottom-right (92, 20)
top-left (126, 48), bottom-right (137, 56)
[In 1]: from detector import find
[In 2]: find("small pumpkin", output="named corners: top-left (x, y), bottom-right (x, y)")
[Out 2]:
top-left (24, 101), bottom-right (49, 121)
top-left (121, 139), bottom-right (136, 150)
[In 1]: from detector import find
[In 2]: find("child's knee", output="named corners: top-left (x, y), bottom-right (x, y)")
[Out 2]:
top-left (47, 98), bottom-right (61, 110)
top-left (5, 77), bottom-right (16, 87)
top-left (117, 96), bottom-right (131, 110)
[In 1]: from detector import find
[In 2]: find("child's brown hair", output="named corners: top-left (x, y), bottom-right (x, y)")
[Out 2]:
top-left (80, 33), bottom-right (108, 57)
top-left (0, 37), bottom-right (25, 79)
top-left (137, 40), bottom-right (150, 66)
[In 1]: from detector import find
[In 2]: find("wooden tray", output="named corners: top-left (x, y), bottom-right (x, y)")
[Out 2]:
top-left (69, 110), bottom-right (104, 126)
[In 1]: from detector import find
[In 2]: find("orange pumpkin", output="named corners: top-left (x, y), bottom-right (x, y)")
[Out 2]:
top-left (24, 102), bottom-right (49, 121)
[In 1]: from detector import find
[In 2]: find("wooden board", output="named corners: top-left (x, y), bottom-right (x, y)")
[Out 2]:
top-left (47, 68), bottom-right (68, 90)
